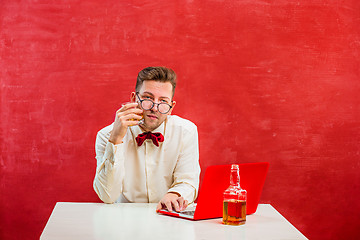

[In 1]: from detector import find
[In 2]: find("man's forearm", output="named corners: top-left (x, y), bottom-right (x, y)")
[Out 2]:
top-left (93, 142), bottom-right (124, 203)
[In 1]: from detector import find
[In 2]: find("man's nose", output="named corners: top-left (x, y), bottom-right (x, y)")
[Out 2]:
top-left (150, 103), bottom-right (159, 112)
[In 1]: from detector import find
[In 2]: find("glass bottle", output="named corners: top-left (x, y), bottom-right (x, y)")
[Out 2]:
top-left (223, 164), bottom-right (247, 225)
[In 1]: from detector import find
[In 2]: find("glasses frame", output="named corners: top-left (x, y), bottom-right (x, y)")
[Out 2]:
top-left (135, 92), bottom-right (173, 114)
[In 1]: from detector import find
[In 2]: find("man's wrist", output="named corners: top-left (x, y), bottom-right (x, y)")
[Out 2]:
top-left (109, 137), bottom-right (123, 145)
top-left (109, 131), bottom-right (125, 145)
top-left (167, 192), bottom-right (181, 197)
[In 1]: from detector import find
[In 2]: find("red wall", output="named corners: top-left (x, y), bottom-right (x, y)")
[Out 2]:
top-left (1, 1), bottom-right (359, 239)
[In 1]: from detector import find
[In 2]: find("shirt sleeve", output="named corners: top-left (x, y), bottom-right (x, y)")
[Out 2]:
top-left (93, 129), bottom-right (125, 203)
top-left (168, 124), bottom-right (201, 203)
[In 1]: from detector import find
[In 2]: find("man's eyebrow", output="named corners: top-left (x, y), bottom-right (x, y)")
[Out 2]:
top-left (142, 91), bottom-right (154, 96)
top-left (142, 91), bottom-right (171, 101)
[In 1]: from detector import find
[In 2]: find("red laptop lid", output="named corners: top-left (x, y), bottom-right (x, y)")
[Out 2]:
top-left (194, 162), bottom-right (269, 220)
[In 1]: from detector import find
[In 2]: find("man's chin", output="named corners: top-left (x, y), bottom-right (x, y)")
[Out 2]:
top-left (140, 120), bottom-right (158, 132)
top-left (141, 118), bottom-right (164, 132)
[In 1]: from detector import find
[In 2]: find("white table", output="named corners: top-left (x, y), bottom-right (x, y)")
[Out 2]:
top-left (40, 203), bottom-right (308, 240)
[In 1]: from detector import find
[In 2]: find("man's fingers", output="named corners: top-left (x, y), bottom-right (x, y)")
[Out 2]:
top-left (123, 113), bottom-right (143, 121)
top-left (109, 103), bottom-right (143, 145)
top-left (165, 201), bottom-right (173, 212)
top-left (183, 200), bottom-right (189, 210)
top-left (116, 103), bottom-right (142, 118)
top-left (118, 108), bottom-right (143, 118)
top-left (116, 113), bottom-right (142, 127)
top-left (120, 102), bottom-right (138, 111)
top-left (177, 197), bottom-right (184, 211)
top-left (172, 199), bottom-right (180, 212)
top-left (156, 202), bottom-right (162, 212)
top-left (156, 193), bottom-right (186, 213)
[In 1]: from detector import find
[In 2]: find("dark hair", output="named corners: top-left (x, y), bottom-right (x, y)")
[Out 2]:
top-left (136, 67), bottom-right (177, 98)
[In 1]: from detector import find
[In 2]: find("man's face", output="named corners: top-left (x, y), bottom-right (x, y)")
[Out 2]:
top-left (132, 80), bottom-right (175, 132)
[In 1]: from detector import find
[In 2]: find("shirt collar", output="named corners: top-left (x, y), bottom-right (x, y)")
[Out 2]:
top-left (129, 117), bottom-right (167, 138)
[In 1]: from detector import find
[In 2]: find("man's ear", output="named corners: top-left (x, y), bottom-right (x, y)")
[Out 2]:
top-left (130, 92), bottom-right (136, 103)
top-left (168, 101), bottom-right (176, 115)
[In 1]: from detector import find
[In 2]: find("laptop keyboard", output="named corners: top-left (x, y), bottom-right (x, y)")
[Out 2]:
top-left (181, 210), bottom-right (195, 216)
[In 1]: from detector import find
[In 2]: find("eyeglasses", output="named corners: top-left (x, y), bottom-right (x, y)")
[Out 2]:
top-left (136, 92), bottom-right (173, 114)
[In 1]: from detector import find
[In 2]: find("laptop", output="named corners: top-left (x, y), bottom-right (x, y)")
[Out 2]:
top-left (157, 162), bottom-right (269, 220)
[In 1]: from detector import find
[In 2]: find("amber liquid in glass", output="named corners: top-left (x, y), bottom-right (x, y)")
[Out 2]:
top-left (122, 102), bottom-right (143, 125)
top-left (129, 104), bottom-right (144, 125)
top-left (223, 200), bottom-right (246, 225)
top-left (129, 113), bottom-right (143, 124)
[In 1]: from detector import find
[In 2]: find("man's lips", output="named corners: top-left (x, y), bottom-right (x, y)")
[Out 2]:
top-left (147, 114), bottom-right (158, 120)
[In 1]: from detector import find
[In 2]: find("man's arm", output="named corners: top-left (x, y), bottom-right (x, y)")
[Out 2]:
top-left (157, 123), bottom-right (201, 211)
top-left (93, 132), bottom-right (125, 203)
top-left (93, 103), bottom-right (143, 203)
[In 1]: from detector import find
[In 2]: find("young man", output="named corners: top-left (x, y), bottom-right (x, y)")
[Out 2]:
top-left (93, 66), bottom-right (200, 212)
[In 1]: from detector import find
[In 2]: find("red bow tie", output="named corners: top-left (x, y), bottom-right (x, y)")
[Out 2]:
top-left (135, 132), bottom-right (164, 147)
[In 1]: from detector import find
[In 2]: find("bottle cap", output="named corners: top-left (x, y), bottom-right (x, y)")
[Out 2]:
top-left (231, 164), bottom-right (239, 170)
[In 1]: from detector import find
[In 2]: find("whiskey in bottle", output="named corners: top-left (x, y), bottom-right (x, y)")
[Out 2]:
top-left (223, 164), bottom-right (247, 225)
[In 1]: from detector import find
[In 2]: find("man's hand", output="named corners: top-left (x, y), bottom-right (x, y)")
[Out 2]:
top-left (156, 192), bottom-right (188, 212)
top-left (109, 102), bottom-right (143, 145)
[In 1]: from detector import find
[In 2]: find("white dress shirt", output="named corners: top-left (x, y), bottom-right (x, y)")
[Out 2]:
top-left (93, 115), bottom-right (200, 204)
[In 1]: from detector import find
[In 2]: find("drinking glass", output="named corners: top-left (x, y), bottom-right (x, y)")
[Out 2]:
top-left (122, 102), bottom-right (144, 125)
